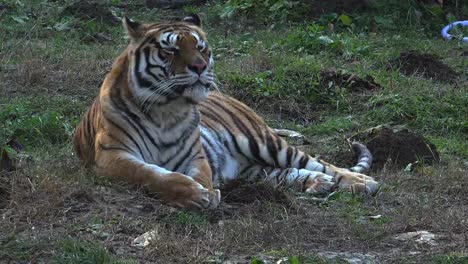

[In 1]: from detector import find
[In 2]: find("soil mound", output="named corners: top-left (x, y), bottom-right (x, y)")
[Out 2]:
top-left (320, 70), bottom-right (381, 92)
top-left (392, 51), bottom-right (459, 83)
top-left (0, 173), bottom-right (10, 209)
top-left (353, 127), bottom-right (440, 170)
top-left (220, 180), bottom-right (292, 206)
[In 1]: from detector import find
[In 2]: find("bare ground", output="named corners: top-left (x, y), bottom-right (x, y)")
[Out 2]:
top-left (1, 144), bottom-right (467, 263)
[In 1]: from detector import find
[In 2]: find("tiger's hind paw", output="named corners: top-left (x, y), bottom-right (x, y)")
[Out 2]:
top-left (300, 170), bottom-right (335, 194)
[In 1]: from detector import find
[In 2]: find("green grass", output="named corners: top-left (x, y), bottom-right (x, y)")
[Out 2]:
top-left (0, 97), bottom-right (81, 147)
top-left (0, 235), bottom-right (46, 261)
top-left (303, 116), bottom-right (355, 135)
top-left (159, 210), bottom-right (210, 228)
top-left (250, 252), bottom-right (352, 263)
top-left (216, 26), bottom-right (467, 157)
top-left (432, 254), bottom-right (468, 264)
top-left (429, 136), bottom-right (468, 157)
top-left (54, 239), bottom-right (136, 264)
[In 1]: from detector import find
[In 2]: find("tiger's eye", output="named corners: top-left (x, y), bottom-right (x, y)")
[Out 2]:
top-left (197, 44), bottom-right (208, 52)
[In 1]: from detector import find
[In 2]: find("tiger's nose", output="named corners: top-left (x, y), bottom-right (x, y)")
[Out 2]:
top-left (188, 60), bottom-right (207, 75)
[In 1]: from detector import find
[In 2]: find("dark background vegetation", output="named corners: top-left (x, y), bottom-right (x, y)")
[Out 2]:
top-left (0, 0), bottom-right (467, 263)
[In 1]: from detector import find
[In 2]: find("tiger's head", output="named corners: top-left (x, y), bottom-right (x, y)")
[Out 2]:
top-left (123, 15), bottom-right (214, 109)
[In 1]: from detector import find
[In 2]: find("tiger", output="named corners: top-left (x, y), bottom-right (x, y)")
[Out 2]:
top-left (73, 14), bottom-right (379, 209)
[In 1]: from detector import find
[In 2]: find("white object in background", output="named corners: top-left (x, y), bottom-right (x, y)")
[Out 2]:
top-left (441, 20), bottom-right (468, 42)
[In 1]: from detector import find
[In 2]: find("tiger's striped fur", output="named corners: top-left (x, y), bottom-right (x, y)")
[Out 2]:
top-left (73, 15), bottom-right (379, 209)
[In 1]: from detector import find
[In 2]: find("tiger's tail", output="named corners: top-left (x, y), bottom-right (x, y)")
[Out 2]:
top-left (349, 142), bottom-right (373, 173)
top-left (73, 99), bottom-right (101, 166)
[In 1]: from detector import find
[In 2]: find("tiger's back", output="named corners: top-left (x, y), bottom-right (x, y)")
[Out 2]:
top-left (73, 91), bottom-right (265, 173)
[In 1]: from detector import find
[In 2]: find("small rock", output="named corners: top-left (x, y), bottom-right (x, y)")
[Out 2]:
top-left (132, 229), bottom-right (159, 248)
top-left (368, 214), bottom-right (382, 220)
top-left (394, 230), bottom-right (438, 246)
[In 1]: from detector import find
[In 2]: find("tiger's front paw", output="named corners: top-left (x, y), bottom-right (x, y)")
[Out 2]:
top-left (203, 188), bottom-right (221, 209)
top-left (335, 170), bottom-right (379, 195)
top-left (160, 173), bottom-right (221, 210)
top-left (169, 185), bottom-right (221, 210)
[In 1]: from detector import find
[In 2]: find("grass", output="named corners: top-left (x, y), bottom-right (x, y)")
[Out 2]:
top-left (54, 239), bottom-right (137, 264)
top-left (1, 0), bottom-right (467, 263)
top-left (432, 254), bottom-right (468, 264)
top-left (0, 97), bottom-right (80, 147)
top-left (0, 235), bottom-right (47, 261)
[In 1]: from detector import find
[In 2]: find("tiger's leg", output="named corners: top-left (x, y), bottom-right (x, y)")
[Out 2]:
top-left (95, 133), bottom-right (220, 209)
top-left (200, 93), bottom-right (378, 195)
top-left (242, 165), bottom-right (335, 194)
top-left (241, 139), bottom-right (379, 195)
top-left (242, 164), bottom-right (378, 195)
top-left (183, 140), bottom-right (221, 207)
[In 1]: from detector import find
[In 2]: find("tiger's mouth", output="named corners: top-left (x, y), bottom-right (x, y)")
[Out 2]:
top-left (178, 80), bottom-right (210, 104)
top-left (192, 80), bottom-right (212, 89)
top-left (173, 79), bottom-right (211, 92)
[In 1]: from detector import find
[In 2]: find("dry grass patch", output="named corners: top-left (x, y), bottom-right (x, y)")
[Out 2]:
top-left (1, 146), bottom-right (468, 263)
top-left (0, 42), bottom-right (115, 100)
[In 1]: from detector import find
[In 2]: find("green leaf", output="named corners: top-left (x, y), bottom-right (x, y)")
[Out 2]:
top-left (289, 256), bottom-right (300, 264)
top-left (446, 13), bottom-right (457, 23)
top-left (338, 14), bottom-right (352, 26)
top-left (250, 258), bottom-right (265, 264)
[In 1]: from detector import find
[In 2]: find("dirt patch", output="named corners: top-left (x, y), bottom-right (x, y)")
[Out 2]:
top-left (0, 173), bottom-right (11, 209)
top-left (391, 51), bottom-right (459, 83)
top-left (62, 1), bottom-right (119, 25)
top-left (0, 139), bottom-right (24, 172)
top-left (351, 127), bottom-right (440, 170)
top-left (220, 180), bottom-right (292, 207)
top-left (0, 149), bottom-right (15, 173)
top-left (320, 70), bottom-right (382, 92)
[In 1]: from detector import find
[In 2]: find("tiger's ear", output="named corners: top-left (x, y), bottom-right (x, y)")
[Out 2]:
top-left (123, 17), bottom-right (146, 41)
top-left (182, 14), bottom-right (202, 27)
